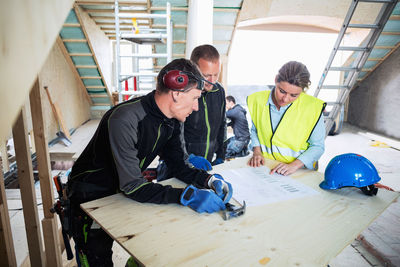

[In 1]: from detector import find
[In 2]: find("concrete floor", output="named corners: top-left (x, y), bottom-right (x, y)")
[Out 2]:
top-left (7, 122), bottom-right (400, 266)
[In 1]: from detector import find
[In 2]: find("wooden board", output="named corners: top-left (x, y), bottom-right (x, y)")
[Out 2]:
top-left (81, 157), bottom-right (399, 266)
top-left (49, 119), bottom-right (99, 161)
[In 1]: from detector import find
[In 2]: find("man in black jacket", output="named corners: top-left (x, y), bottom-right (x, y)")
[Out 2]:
top-left (67, 59), bottom-right (232, 266)
top-left (184, 44), bottom-right (227, 170)
top-left (225, 95), bottom-right (250, 158)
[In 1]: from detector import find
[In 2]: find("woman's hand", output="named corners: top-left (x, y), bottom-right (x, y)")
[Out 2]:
top-left (270, 159), bottom-right (304, 176)
top-left (248, 146), bottom-right (265, 167)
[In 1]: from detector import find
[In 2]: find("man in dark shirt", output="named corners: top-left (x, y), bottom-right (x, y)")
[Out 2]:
top-left (225, 95), bottom-right (250, 158)
top-left (67, 59), bottom-right (232, 266)
top-left (184, 44), bottom-right (227, 169)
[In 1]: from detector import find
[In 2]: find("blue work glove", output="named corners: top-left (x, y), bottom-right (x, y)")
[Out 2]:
top-left (207, 174), bottom-right (233, 203)
top-left (180, 185), bottom-right (226, 213)
top-left (212, 158), bottom-right (224, 166)
top-left (188, 154), bottom-right (212, 171)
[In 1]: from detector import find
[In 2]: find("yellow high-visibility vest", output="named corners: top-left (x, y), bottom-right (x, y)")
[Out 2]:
top-left (247, 90), bottom-right (325, 163)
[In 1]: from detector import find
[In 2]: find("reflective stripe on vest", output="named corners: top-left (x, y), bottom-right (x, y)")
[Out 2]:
top-left (247, 90), bottom-right (325, 163)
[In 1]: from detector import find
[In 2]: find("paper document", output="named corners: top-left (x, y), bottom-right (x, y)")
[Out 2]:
top-left (216, 166), bottom-right (319, 207)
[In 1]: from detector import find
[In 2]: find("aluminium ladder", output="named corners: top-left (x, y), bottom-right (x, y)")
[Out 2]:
top-left (114, 1), bottom-right (173, 103)
top-left (314, 0), bottom-right (398, 136)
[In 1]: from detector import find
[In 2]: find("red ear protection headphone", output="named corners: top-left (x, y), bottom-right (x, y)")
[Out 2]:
top-left (163, 70), bottom-right (189, 90)
top-left (163, 70), bottom-right (215, 91)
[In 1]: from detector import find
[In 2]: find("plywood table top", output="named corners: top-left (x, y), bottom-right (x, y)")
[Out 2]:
top-left (81, 156), bottom-right (399, 267)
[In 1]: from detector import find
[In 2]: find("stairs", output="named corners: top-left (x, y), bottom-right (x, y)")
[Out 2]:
top-left (59, 8), bottom-right (113, 117)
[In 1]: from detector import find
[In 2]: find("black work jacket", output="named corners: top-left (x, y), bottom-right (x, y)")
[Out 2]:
top-left (226, 104), bottom-right (250, 141)
top-left (184, 83), bottom-right (226, 162)
top-left (68, 91), bottom-right (210, 205)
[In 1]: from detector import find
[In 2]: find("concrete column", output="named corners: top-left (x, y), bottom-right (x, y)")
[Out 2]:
top-left (185, 0), bottom-right (214, 58)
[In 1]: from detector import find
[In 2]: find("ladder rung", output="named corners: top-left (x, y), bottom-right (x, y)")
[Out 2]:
top-left (81, 76), bottom-right (102, 79)
top-left (326, 102), bottom-right (340, 106)
top-left (89, 94), bottom-right (109, 98)
top-left (359, 0), bottom-right (394, 3)
top-left (337, 46), bottom-right (369, 51)
top-left (320, 85), bottom-right (350, 89)
top-left (348, 24), bottom-right (380, 29)
top-left (62, 39), bottom-right (87, 43)
top-left (329, 67), bottom-right (359, 71)
top-left (86, 86), bottom-right (106, 88)
top-left (76, 65), bottom-right (98, 69)
top-left (63, 23), bottom-right (80, 27)
top-left (92, 103), bottom-right (111, 106)
top-left (69, 53), bottom-right (93, 57)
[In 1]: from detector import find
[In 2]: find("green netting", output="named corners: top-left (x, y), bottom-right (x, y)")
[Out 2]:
top-left (358, 72), bottom-right (367, 79)
top-left (369, 48), bottom-right (390, 58)
top-left (71, 56), bottom-right (96, 65)
top-left (92, 97), bottom-right (111, 104)
top-left (214, 43), bottom-right (229, 54)
top-left (87, 89), bottom-right (107, 93)
top-left (64, 42), bottom-right (91, 53)
top-left (393, 2), bottom-right (400, 15)
top-left (60, 27), bottom-right (85, 39)
top-left (173, 28), bottom-right (186, 41)
top-left (153, 10), bottom-right (187, 25)
top-left (83, 79), bottom-right (104, 86)
top-left (363, 61), bottom-right (379, 69)
top-left (64, 10), bottom-right (79, 24)
top-left (78, 68), bottom-right (101, 77)
top-left (375, 35), bottom-right (400, 46)
top-left (151, 0), bottom-right (187, 7)
top-left (382, 20), bottom-right (400, 32)
top-left (90, 105), bottom-right (111, 111)
top-left (214, 12), bottom-right (237, 25)
top-left (214, 0), bottom-right (242, 8)
top-left (213, 28), bottom-right (233, 41)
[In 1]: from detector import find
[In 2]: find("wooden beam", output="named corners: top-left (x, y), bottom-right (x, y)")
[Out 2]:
top-left (12, 106), bottom-right (44, 266)
top-left (75, 5), bottom-right (113, 104)
top-left (56, 37), bottom-right (93, 104)
top-left (0, 140), bottom-right (9, 173)
top-left (30, 78), bottom-right (62, 266)
top-left (69, 53), bottom-right (93, 56)
top-left (0, 164), bottom-right (17, 266)
top-left (0, 0), bottom-right (74, 144)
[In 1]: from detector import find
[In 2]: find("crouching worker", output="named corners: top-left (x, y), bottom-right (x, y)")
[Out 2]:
top-left (67, 59), bottom-right (233, 267)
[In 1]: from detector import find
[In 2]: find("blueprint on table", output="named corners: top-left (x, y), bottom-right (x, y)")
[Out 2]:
top-left (216, 166), bottom-right (319, 207)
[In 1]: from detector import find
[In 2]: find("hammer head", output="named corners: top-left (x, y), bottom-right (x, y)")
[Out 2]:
top-left (223, 201), bottom-right (246, 220)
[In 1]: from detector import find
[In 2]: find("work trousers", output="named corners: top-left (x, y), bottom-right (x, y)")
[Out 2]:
top-left (225, 137), bottom-right (249, 158)
top-left (71, 208), bottom-right (114, 267)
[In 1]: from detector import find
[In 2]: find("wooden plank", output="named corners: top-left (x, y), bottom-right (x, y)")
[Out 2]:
top-left (56, 36), bottom-right (93, 105)
top-left (69, 53), bottom-right (93, 56)
top-left (81, 156), bottom-right (399, 266)
top-left (0, 140), bottom-right (9, 173)
top-left (75, 5), bottom-right (114, 104)
top-left (44, 86), bottom-right (72, 140)
top-left (42, 218), bottom-right (63, 266)
top-left (49, 119), bottom-right (100, 162)
top-left (12, 107), bottom-right (44, 266)
top-left (0, 170), bottom-right (17, 266)
top-left (29, 78), bottom-right (63, 266)
top-left (54, 103), bottom-right (72, 140)
top-left (0, 0), bottom-right (74, 143)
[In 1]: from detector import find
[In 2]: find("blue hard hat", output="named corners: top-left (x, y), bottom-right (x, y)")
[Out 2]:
top-left (320, 153), bottom-right (381, 195)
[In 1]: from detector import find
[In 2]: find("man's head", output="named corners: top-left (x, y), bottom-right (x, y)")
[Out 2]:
top-left (273, 61), bottom-right (311, 109)
top-left (226, 95), bottom-right (236, 110)
top-left (190, 44), bottom-right (221, 91)
top-left (156, 58), bottom-right (204, 122)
